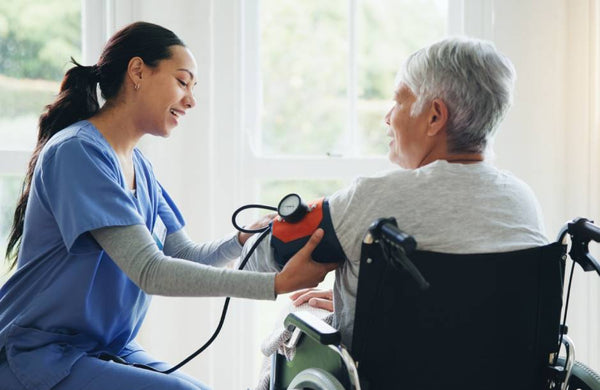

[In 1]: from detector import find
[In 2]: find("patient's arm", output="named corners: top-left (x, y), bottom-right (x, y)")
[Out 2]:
top-left (238, 232), bottom-right (281, 272)
top-left (237, 213), bottom-right (277, 245)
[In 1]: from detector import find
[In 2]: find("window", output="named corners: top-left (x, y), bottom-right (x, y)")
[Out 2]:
top-left (244, 0), bottom-right (450, 227)
top-left (0, 0), bottom-right (81, 278)
top-left (242, 0), bottom-right (449, 201)
top-left (241, 0), bottom-right (449, 382)
top-left (257, 0), bottom-right (448, 157)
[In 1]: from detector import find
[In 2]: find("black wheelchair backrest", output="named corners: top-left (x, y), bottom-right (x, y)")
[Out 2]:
top-left (352, 230), bottom-right (565, 390)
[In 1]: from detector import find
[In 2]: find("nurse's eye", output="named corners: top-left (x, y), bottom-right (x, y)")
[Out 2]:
top-left (177, 79), bottom-right (188, 88)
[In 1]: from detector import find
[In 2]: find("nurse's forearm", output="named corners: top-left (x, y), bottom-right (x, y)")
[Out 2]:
top-left (163, 228), bottom-right (241, 267)
top-left (91, 224), bottom-right (276, 300)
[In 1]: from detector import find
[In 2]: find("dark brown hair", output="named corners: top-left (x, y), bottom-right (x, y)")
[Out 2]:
top-left (5, 22), bottom-right (185, 268)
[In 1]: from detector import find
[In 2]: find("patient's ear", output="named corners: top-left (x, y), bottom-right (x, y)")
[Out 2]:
top-left (426, 99), bottom-right (448, 136)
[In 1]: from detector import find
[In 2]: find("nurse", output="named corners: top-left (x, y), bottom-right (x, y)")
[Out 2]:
top-left (0, 21), bottom-right (336, 390)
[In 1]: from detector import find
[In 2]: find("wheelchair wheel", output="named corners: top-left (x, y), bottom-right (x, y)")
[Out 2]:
top-left (567, 360), bottom-right (600, 390)
top-left (287, 368), bottom-right (347, 390)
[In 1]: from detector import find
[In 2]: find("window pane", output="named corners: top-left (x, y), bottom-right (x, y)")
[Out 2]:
top-left (357, 0), bottom-right (448, 155)
top-left (0, 175), bottom-right (23, 281)
top-left (260, 0), bottom-right (348, 156)
top-left (259, 0), bottom-right (447, 157)
top-left (0, 0), bottom-right (81, 151)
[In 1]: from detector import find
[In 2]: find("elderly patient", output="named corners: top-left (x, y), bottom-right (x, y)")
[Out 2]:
top-left (241, 36), bottom-right (548, 349)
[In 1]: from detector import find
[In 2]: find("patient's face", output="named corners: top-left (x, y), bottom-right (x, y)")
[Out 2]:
top-left (384, 84), bottom-right (430, 168)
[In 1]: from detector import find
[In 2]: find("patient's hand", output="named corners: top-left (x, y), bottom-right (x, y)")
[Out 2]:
top-left (274, 229), bottom-right (338, 294)
top-left (290, 288), bottom-right (334, 312)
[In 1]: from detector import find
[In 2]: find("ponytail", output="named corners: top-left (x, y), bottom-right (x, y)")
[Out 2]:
top-left (5, 60), bottom-right (100, 268)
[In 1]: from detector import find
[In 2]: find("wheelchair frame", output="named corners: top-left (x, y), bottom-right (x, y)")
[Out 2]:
top-left (270, 217), bottom-right (600, 390)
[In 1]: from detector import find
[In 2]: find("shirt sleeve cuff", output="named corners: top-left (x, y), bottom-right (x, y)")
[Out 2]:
top-left (218, 231), bottom-right (243, 260)
top-left (267, 272), bottom-right (277, 300)
top-left (231, 231), bottom-right (244, 250)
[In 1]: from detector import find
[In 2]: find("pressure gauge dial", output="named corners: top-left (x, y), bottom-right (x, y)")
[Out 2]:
top-left (277, 193), bottom-right (308, 223)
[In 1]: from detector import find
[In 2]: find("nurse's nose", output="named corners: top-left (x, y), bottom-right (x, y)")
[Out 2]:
top-left (184, 91), bottom-right (196, 110)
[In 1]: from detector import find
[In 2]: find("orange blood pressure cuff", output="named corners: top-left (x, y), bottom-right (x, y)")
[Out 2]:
top-left (270, 197), bottom-right (345, 268)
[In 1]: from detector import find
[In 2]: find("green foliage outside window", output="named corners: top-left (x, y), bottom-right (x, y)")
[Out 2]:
top-left (260, 0), bottom-right (447, 156)
top-left (260, 0), bottom-right (348, 156)
top-left (0, 0), bottom-right (80, 80)
top-left (0, 0), bottom-right (80, 130)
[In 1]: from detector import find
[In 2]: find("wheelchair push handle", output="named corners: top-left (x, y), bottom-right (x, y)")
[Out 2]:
top-left (368, 217), bottom-right (417, 254)
top-left (368, 218), bottom-right (429, 290)
top-left (558, 218), bottom-right (600, 276)
top-left (569, 218), bottom-right (600, 243)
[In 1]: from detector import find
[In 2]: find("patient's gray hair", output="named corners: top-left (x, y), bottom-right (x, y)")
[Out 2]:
top-left (399, 37), bottom-right (516, 154)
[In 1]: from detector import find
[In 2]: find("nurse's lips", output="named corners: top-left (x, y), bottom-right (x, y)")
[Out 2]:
top-left (169, 109), bottom-right (186, 125)
top-left (170, 108), bottom-right (185, 118)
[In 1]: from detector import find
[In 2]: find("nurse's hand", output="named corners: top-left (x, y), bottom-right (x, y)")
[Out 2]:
top-left (238, 213), bottom-right (276, 245)
top-left (274, 229), bottom-right (338, 295)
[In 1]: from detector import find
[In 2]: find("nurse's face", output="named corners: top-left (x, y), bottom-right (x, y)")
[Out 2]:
top-left (137, 45), bottom-right (198, 137)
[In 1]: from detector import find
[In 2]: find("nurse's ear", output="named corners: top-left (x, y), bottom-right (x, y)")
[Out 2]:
top-left (127, 57), bottom-right (145, 91)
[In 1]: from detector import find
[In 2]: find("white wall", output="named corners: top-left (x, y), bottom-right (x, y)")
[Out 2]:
top-left (492, 0), bottom-right (600, 369)
top-left (491, 0), bottom-right (568, 231)
top-left (84, 0), bottom-right (600, 388)
top-left (562, 0), bottom-right (600, 370)
top-left (454, 0), bottom-right (600, 372)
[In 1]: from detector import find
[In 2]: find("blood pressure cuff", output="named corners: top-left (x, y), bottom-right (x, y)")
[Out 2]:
top-left (270, 197), bottom-right (345, 268)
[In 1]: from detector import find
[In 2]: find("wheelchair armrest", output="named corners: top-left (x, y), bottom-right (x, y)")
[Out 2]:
top-left (284, 311), bottom-right (341, 345)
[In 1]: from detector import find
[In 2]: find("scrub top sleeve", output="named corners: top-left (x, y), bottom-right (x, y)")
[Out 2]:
top-left (157, 182), bottom-right (185, 234)
top-left (41, 139), bottom-right (144, 253)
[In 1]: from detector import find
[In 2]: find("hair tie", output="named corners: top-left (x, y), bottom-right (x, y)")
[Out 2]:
top-left (90, 64), bottom-right (100, 82)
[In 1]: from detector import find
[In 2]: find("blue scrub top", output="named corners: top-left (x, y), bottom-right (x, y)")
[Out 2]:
top-left (0, 121), bottom-right (185, 390)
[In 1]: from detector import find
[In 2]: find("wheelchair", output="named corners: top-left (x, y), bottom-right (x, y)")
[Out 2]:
top-left (269, 217), bottom-right (600, 390)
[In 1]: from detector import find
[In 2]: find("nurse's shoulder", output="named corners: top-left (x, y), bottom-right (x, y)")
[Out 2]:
top-left (39, 120), bottom-right (114, 169)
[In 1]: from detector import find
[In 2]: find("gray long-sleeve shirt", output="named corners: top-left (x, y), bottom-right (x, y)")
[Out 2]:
top-left (91, 225), bottom-right (276, 300)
